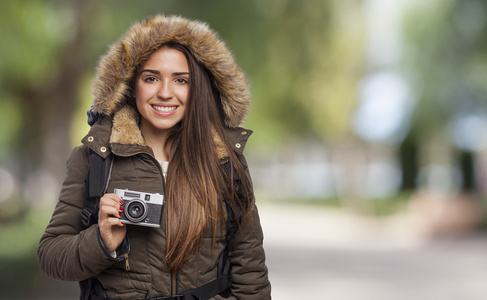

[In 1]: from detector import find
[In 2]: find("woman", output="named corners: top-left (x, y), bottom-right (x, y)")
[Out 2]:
top-left (37, 15), bottom-right (271, 300)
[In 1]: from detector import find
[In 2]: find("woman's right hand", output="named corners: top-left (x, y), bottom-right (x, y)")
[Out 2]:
top-left (98, 193), bottom-right (127, 254)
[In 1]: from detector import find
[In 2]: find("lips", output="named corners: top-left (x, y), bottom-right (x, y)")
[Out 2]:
top-left (152, 105), bottom-right (177, 113)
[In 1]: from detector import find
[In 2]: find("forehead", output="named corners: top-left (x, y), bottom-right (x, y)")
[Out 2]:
top-left (141, 46), bottom-right (189, 71)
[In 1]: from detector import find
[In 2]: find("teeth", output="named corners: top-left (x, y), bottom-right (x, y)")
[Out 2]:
top-left (153, 105), bottom-right (176, 113)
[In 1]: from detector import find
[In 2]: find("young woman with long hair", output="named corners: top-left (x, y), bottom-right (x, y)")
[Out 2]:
top-left (37, 15), bottom-right (271, 300)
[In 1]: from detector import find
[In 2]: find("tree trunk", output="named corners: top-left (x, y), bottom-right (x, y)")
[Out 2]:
top-left (459, 150), bottom-right (475, 192)
top-left (11, 1), bottom-right (95, 206)
top-left (399, 135), bottom-right (419, 191)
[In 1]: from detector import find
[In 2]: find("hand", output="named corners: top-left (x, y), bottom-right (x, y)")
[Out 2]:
top-left (98, 193), bottom-right (127, 254)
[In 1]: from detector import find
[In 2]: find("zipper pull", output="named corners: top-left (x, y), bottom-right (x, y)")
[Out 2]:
top-left (123, 253), bottom-right (130, 271)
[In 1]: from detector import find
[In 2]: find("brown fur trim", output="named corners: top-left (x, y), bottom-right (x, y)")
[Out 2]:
top-left (110, 105), bottom-right (145, 145)
top-left (110, 105), bottom-right (229, 161)
top-left (92, 15), bottom-right (250, 127)
top-left (212, 127), bottom-right (229, 160)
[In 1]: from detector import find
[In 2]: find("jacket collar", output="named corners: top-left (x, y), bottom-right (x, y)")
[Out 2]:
top-left (82, 104), bottom-right (251, 160)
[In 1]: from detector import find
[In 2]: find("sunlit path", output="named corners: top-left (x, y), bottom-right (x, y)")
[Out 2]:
top-left (260, 204), bottom-right (487, 300)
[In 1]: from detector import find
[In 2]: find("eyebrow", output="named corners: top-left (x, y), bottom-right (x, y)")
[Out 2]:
top-left (140, 69), bottom-right (189, 76)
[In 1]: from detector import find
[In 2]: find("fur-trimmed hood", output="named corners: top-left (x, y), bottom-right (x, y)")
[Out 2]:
top-left (91, 15), bottom-right (250, 128)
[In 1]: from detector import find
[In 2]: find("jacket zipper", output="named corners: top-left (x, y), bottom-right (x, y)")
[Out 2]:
top-left (171, 272), bottom-right (177, 296)
top-left (123, 253), bottom-right (130, 271)
top-left (113, 150), bottom-right (165, 274)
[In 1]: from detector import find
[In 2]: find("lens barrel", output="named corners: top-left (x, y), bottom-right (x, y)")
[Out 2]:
top-left (125, 200), bottom-right (148, 223)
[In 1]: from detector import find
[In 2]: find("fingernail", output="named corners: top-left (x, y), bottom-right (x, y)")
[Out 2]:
top-left (119, 212), bottom-right (122, 217)
top-left (121, 221), bottom-right (124, 225)
top-left (119, 200), bottom-right (124, 205)
top-left (119, 206), bottom-right (124, 212)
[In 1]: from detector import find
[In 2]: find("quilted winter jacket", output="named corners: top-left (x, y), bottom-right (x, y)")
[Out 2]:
top-left (37, 15), bottom-right (271, 299)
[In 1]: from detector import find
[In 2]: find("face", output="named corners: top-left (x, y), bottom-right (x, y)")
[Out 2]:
top-left (134, 46), bottom-right (190, 136)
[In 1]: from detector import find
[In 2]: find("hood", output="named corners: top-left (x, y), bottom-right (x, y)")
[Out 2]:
top-left (91, 15), bottom-right (250, 128)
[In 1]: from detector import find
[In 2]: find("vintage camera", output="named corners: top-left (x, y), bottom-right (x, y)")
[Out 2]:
top-left (114, 188), bottom-right (164, 228)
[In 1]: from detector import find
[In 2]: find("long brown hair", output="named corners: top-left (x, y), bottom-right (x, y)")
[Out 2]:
top-left (160, 43), bottom-right (253, 273)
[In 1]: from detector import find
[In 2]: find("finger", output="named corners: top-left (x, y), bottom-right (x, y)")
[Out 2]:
top-left (100, 205), bottom-right (122, 219)
top-left (99, 195), bottom-right (123, 216)
top-left (98, 210), bottom-right (123, 232)
top-left (100, 193), bottom-right (122, 208)
top-left (105, 215), bottom-right (125, 227)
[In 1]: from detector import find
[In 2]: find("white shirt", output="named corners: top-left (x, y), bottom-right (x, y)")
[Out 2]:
top-left (159, 160), bottom-right (169, 175)
top-left (159, 160), bottom-right (169, 182)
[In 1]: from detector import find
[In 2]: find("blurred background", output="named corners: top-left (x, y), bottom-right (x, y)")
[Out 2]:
top-left (1, 0), bottom-right (487, 299)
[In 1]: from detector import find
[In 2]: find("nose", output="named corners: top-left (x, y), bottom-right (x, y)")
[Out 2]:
top-left (157, 80), bottom-right (173, 100)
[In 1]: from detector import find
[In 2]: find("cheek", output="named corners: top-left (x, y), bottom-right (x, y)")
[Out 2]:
top-left (134, 88), bottom-right (152, 114)
top-left (134, 83), bottom-right (154, 102)
top-left (135, 97), bottom-right (143, 113)
top-left (177, 88), bottom-right (190, 105)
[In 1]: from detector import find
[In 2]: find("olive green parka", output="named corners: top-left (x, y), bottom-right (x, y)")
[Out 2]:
top-left (37, 15), bottom-right (271, 300)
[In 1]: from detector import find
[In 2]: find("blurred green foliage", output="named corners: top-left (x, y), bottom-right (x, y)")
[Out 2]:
top-left (0, 208), bottom-right (54, 299)
top-left (401, 0), bottom-right (487, 140)
top-left (0, 208), bottom-right (50, 257)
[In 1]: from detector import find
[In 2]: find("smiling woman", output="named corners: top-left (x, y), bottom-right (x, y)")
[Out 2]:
top-left (37, 15), bottom-right (270, 300)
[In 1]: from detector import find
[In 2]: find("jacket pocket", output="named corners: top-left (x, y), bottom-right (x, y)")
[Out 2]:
top-left (113, 225), bottom-right (151, 274)
top-left (211, 295), bottom-right (237, 300)
top-left (105, 289), bottom-right (147, 300)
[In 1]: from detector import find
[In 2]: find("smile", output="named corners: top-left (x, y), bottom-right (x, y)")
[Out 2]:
top-left (153, 105), bottom-right (177, 113)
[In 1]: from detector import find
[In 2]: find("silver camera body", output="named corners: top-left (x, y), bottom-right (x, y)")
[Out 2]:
top-left (114, 188), bottom-right (164, 228)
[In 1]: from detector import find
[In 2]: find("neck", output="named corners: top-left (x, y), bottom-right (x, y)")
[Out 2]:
top-left (140, 122), bottom-right (170, 161)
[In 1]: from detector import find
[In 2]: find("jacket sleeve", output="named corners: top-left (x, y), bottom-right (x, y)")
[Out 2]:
top-left (228, 154), bottom-right (271, 299)
top-left (228, 205), bottom-right (271, 299)
top-left (37, 146), bottom-right (116, 281)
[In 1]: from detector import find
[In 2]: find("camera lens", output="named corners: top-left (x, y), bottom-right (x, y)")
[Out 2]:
top-left (125, 200), bottom-right (148, 223)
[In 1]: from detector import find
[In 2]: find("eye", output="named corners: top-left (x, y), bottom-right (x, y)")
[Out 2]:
top-left (175, 77), bottom-right (189, 84)
top-left (144, 76), bottom-right (158, 83)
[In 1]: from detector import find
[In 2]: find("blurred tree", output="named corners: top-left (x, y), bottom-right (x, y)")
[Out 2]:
top-left (400, 0), bottom-right (487, 192)
top-left (241, 0), bottom-right (366, 145)
top-left (0, 0), bottom-right (99, 219)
